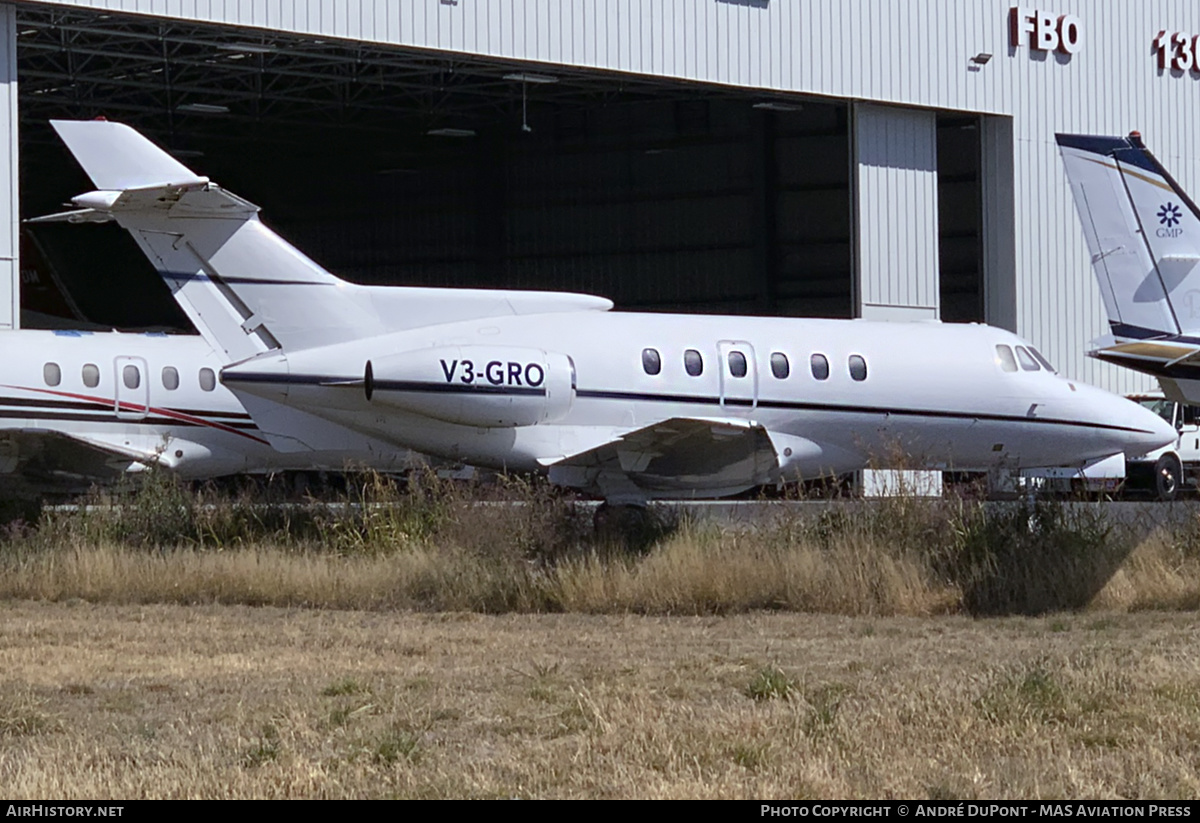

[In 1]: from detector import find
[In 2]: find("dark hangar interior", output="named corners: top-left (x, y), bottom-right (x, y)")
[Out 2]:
top-left (15, 4), bottom-right (985, 332)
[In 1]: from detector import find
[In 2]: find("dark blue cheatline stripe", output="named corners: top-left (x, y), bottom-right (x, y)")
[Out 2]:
top-left (224, 372), bottom-right (355, 386)
top-left (0, 408), bottom-right (243, 429)
top-left (1056, 133), bottom-right (1137, 158)
top-left (0, 400), bottom-right (260, 431)
top-left (575, 390), bottom-right (1156, 435)
top-left (173, 406), bottom-right (252, 420)
top-left (0, 395), bottom-right (253, 423)
top-left (1054, 133), bottom-right (1161, 175)
top-left (220, 373), bottom-right (1158, 437)
top-left (226, 372), bottom-right (547, 397)
top-left (1107, 322), bottom-right (1200, 346)
top-left (371, 379), bottom-right (545, 397)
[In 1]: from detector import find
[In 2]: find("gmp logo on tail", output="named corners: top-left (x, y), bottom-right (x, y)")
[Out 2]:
top-left (1158, 202), bottom-right (1184, 237)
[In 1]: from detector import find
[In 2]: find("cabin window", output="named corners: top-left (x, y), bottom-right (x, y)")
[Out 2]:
top-left (728, 351), bottom-right (748, 378)
top-left (849, 355), bottom-right (868, 382)
top-left (162, 366), bottom-right (180, 391)
top-left (770, 352), bottom-right (790, 379)
top-left (641, 348), bottom-right (661, 376)
top-left (1015, 346), bottom-right (1040, 371)
top-left (82, 364), bottom-right (100, 388)
top-left (995, 344), bottom-right (1018, 372)
top-left (684, 349), bottom-right (703, 377)
top-left (122, 365), bottom-right (141, 390)
top-left (199, 368), bottom-right (217, 392)
top-left (43, 362), bottom-right (60, 387)
top-left (1029, 347), bottom-right (1056, 373)
top-left (810, 353), bottom-right (830, 381)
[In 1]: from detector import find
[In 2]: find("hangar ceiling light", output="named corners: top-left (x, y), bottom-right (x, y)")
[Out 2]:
top-left (215, 42), bottom-right (276, 55)
top-left (176, 102), bottom-right (230, 114)
top-left (752, 101), bottom-right (803, 112)
top-left (502, 72), bottom-right (559, 84)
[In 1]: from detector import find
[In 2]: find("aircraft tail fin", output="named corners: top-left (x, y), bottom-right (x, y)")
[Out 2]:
top-left (48, 120), bottom-right (615, 363)
top-left (50, 119), bottom-right (382, 362)
top-left (1057, 132), bottom-right (1200, 339)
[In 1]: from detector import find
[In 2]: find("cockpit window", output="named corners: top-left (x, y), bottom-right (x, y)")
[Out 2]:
top-left (1015, 346), bottom-right (1041, 371)
top-left (995, 344), bottom-right (1018, 372)
top-left (1029, 347), bottom-right (1057, 373)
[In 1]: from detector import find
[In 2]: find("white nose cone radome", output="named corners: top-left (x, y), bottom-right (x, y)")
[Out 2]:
top-left (1101, 388), bottom-right (1177, 458)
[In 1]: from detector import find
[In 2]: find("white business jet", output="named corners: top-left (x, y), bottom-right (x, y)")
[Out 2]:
top-left (1058, 131), bottom-right (1200, 404)
top-left (0, 328), bottom-right (416, 497)
top-left (44, 119), bottom-right (1175, 508)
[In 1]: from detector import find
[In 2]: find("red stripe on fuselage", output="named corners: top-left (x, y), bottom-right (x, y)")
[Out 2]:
top-left (0, 384), bottom-right (271, 446)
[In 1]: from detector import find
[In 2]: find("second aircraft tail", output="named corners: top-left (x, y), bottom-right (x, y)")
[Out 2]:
top-left (1057, 131), bottom-right (1200, 341)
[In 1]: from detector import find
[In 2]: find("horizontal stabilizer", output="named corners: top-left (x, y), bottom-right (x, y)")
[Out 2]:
top-left (51, 120), bottom-right (207, 191)
top-left (25, 208), bottom-right (112, 225)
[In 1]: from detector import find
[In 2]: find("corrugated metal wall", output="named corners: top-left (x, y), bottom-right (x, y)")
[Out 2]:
top-left (0, 3), bottom-right (14, 330)
top-left (21, 0), bottom-right (1200, 393)
top-left (854, 103), bottom-right (939, 320)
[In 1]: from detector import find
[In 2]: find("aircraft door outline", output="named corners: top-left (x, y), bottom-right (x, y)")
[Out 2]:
top-left (717, 340), bottom-right (757, 413)
top-left (114, 356), bottom-right (150, 421)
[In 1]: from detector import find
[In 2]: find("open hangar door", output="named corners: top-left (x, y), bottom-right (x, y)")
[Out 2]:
top-left (14, 6), bottom-right (857, 331)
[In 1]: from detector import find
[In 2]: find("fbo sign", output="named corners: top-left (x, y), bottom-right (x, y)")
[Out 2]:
top-left (1010, 7), bottom-right (1082, 54)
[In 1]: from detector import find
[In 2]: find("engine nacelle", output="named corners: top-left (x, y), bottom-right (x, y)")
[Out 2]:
top-left (366, 345), bottom-right (575, 428)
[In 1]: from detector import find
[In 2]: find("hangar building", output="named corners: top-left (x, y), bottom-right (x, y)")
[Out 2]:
top-left (0, 1), bottom-right (1197, 396)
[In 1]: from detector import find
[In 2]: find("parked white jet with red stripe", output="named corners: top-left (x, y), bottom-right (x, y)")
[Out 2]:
top-left (0, 328), bottom-right (415, 497)
top-left (45, 119), bottom-right (1175, 504)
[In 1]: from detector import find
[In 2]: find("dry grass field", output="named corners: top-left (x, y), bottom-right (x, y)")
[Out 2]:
top-left (1, 603), bottom-right (1199, 799)
top-left (3, 475), bottom-right (1200, 798)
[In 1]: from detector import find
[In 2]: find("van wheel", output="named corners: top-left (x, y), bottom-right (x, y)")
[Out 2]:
top-left (1155, 455), bottom-right (1182, 502)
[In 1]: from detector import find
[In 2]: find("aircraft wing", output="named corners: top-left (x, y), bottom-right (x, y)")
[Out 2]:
top-left (544, 417), bottom-right (782, 499)
top-left (0, 428), bottom-right (155, 493)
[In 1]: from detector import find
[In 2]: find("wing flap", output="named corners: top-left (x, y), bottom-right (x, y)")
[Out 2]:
top-left (0, 429), bottom-right (157, 486)
top-left (546, 417), bottom-right (782, 498)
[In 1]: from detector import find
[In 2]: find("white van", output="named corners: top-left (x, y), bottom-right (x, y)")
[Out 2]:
top-left (1124, 394), bottom-right (1200, 501)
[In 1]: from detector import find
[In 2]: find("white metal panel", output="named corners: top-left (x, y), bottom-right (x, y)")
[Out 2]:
top-left (981, 115), bottom-right (1016, 333)
top-left (0, 3), bottom-right (14, 329)
top-left (855, 103), bottom-right (939, 320)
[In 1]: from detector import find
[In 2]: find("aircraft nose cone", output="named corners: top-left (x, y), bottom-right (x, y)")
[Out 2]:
top-left (1124, 400), bottom-right (1177, 457)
